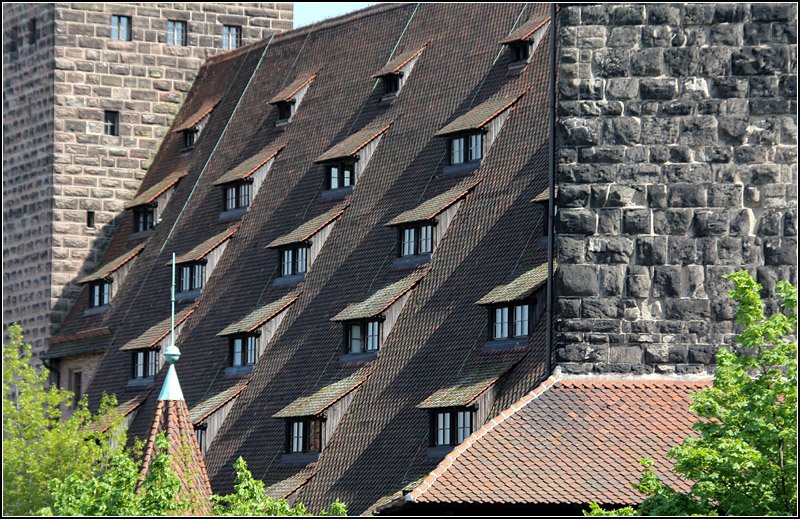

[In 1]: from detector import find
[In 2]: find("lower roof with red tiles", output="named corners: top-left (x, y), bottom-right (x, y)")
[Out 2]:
top-left (59, 3), bottom-right (558, 514)
top-left (396, 374), bottom-right (711, 511)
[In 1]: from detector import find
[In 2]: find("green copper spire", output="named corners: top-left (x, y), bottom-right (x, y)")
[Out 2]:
top-left (159, 253), bottom-right (184, 401)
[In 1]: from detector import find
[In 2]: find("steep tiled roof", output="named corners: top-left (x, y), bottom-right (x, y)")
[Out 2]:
top-left (265, 468), bottom-right (315, 499)
top-left (314, 120), bottom-right (393, 163)
top-left (119, 306), bottom-right (196, 351)
top-left (372, 43), bottom-right (428, 78)
top-left (217, 292), bottom-right (299, 336)
top-left (273, 369), bottom-right (368, 418)
top-left (125, 168), bottom-right (189, 209)
top-left (173, 95), bottom-right (222, 132)
top-left (212, 142), bottom-right (286, 186)
top-left (266, 204), bottom-right (349, 249)
top-left (417, 360), bottom-right (518, 408)
top-left (78, 243), bottom-right (146, 284)
top-left (499, 13), bottom-right (550, 44)
top-left (40, 337), bottom-right (108, 360)
top-left (91, 390), bottom-right (152, 433)
top-left (331, 268), bottom-right (428, 322)
top-left (386, 179), bottom-right (481, 226)
top-left (268, 72), bottom-right (317, 104)
top-left (49, 327), bottom-right (111, 344)
top-left (173, 226), bottom-right (239, 264)
top-left (189, 383), bottom-right (248, 424)
top-left (434, 93), bottom-right (523, 136)
top-left (408, 375), bottom-right (710, 506)
top-left (475, 261), bottom-right (551, 305)
top-left (532, 184), bottom-right (557, 203)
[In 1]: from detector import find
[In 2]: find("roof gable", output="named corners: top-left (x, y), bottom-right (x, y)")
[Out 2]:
top-left (386, 179), bottom-right (481, 227)
top-left (331, 268), bottom-right (428, 322)
top-left (476, 261), bottom-right (552, 305)
top-left (372, 43), bottom-right (428, 78)
top-left (268, 72), bottom-right (317, 105)
top-left (273, 369), bottom-right (369, 418)
top-left (499, 13), bottom-right (550, 45)
top-left (125, 168), bottom-right (189, 209)
top-left (217, 292), bottom-right (299, 336)
top-left (189, 382), bottom-right (248, 424)
top-left (417, 359), bottom-right (518, 409)
top-left (79, 243), bottom-right (147, 284)
top-left (173, 95), bottom-right (222, 133)
top-left (267, 203), bottom-right (349, 249)
top-left (434, 94), bottom-right (524, 137)
top-left (119, 306), bottom-right (196, 351)
top-left (314, 121), bottom-right (393, 163)
top-left (172, 226), bottom-right (239, 264)
top-left (212, 142), bottom-right (286, 186)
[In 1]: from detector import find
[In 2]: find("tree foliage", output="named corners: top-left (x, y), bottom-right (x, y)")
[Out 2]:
top-left (585, 271), bottom-right (797, 516)
top-left (2, 324), bottom-right (125, 516)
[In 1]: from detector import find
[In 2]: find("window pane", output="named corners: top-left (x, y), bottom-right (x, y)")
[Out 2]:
top-left (111, 16), bottom-right (119, 40)
top-left (514, 305), bottom-right (529, 337)
top-left (342, 165), bottom-right (352, 187)
top-left (457, 411), bottom-right (472, 443)
top-left (296, 247), bottom-right (307, 273)
top-left (419, 225), bottom-right (433, 254)
top-left (121, 16), bottom-right (129, 41)
top-left (136, 352), bottom-right (144, 378)
top-left (329, 166), bottom-right (339, 189)
top-left (350, 324), bottom-right (362, 354)
top-left (148, 350), bottom-right (158, 376)
top-left (282, 250), bottom-right (293, 276)
top-left (239, 183), bottom-right (250, 207)
top-left (226, 186), bottom-right (237, 210)
top-left (193, 264), bottom-right (204, 289)
top-left (246, 336), bottom-right (257, 365)
top-left (181, 266), bottom-right (190, 292)
top-left (469, 133), bottom-right (483, 161)
top-left (292, 421), bottom-right (304, 452)
top-left (494, 307), bottom-right (509, 339)
top-left (232, 338), bottom-right (242, 367)
top-left (437, 412), bottom-right (451, 446)
top-left (402, 227), bottom-right (415, 256)
top-left (102, 282), bottom-right (110, 305)
top-left (367, 321), bottom-right (379, 351)
top-left (450, 137), bottom-right (464, 164)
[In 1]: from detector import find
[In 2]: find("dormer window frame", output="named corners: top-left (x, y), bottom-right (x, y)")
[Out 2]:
top-left (222, 179), bottom-right (252, 212)
top-left (490, 302), bottom-right (530, 341)
top-left (275, 100), bottom-right (295, 123)
top-left (182, 128), bottom-right (198, 150)
top-left (429, 407), bottom-right (474, 447)
top-left (509, 41), bottom-right (532, 65)
top-left (381, 72), bottom-right (402, 97)
top-left (279, 244), bottom-right (309, 277)
top-left (133, 204), bottom-right (156, 233)
top-left (449, 131), bottom-right (485, 166)
top-left (345, 317), bottom-right (382, 355)
top-left (399, 221), bottom-right (435, 257)
top-left (89, 280), bottom-right (111, 308)
top-left (132, 349), bottom-right (159, 380)
top-left (325, 160), bottom-right (357, 191)
top-left (285, 417), bottom-right (322, 454)
top-left (229, 333), bottom-right (259, 368)
top-left (177, 261), bottom-right (205, 293)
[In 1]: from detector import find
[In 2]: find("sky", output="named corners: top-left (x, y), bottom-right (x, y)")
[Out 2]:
top-left (293, 2), bottom-right (378, 28)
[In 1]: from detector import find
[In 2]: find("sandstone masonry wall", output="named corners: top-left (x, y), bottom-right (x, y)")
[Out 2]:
top-left (3, 3), bottom-right (292, 362)
top-left (556, 3), bottom-right (798, 374)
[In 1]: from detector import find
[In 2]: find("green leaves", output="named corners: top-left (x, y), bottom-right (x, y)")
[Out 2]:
top-left (585, 271), bottom-right (797, 516)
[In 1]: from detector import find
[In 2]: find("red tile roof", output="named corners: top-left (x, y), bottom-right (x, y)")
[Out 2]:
top-left (172, 225), bottom-right (239, 264)
top-left (407, 375), bottom-right (710, 506)
top-left (434, 93), bottom-right (524, 137)
top-left (173, 95), bottom-right (222, 133)
top-left (268, 72), bottom-right (318, 105)
top-left (313, 120), bottom-right (393, 163)
top-left (125, 167), bottom-right (189, 209)
top-left (499, 13), bottom-right (550, 44)
top-left (372, 42), bottom-right (429, 78)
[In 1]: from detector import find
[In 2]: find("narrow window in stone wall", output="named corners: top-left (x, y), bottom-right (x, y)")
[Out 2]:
top-left (86, 211), bottom-right (95, 228)
top-left (111, 15), bottom-right (132, 41)
top-left (222, 25), bottom-right (242, 51)
top-left (104, 111), bottom-right (119, 136)
top-left (72, 371), bottom-right (82, 407)
top-left (167, 20), bottom-right (187, 46)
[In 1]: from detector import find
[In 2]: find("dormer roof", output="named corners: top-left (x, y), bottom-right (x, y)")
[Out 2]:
top-left (173, 95), bottom-right (222, 133)
top-left (217, 292), bottom-right (299, 336)
top-left (331, 268), bottom-right (428, 322)
top-left (172, 226), bottom-right (239, 264)
top-left (79, 243), bottom-right (146, 284)
top-left (434, 94), bottom-right (524, 137)
top-left (119, 306), bottom-right (196, 351)
top-left (213, 142), bottom-right (286, 186)
top-left (372, 43), bottom-right (428, 78)
top-left (125, 168), bottom-right (189, 209)
top-left (314, 121), bottom-right (393, 164)
top-left (268, 72), bottom-right (317, 105)
top-left (476, 261), bottom-right (552, 306)
top-left (499, 13), bottom-right (550, 44)
top-left (386, 179), bottom-right (481, 227)
top-left (267, 203), bottom-right (349, 249)
top-left (273, 369), bottom-right (369, 418)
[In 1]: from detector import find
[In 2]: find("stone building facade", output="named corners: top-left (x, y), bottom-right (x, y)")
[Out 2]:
top-left (555, 3), bottom-right (798, 374)
top-left (3, 3), bottom-right (293, 363)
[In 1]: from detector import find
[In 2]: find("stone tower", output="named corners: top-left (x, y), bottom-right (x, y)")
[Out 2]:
top-left (3, 3), bottom-right (293, 363)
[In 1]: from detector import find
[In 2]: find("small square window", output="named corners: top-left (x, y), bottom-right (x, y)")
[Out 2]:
top-left (222, 25), bottom-right (242, 51)
top-left (133, 350), bottom-right (158, 379)
top-left (449, 133), bottom-right (483, 165)
top-left (285, 419), bottom-right (322, 454)
top-left (89, 281), bottom-right (111, 308)
top-left (177, 262), bottom-right (204, 292)
top-left (326, 161), bottom-right (355, 190)
top-left (276, 101), bottom-right (293, 122)
top-left (230, 334), bottom-right (258, 367)
top-left (432, 409), bottom-right (473, 447)
top-left (279, 245), bottom-right (309, 276)
top-left (399, 223), bottom-right (434, 257)
top-left (183, 129), bottom-right (197, 149)
top-left (133, 206), bottom-right (155, 233)
top-left (383, 74), bottom-right (401, 96)
top-left (492, 304), bottom-right (529, 340)
top-left (223, 181), bottom-right (251, 211)
top-left (104, 111), bottom-right (119, 136)
top-left (28, 18), bottom-right (38, 45)
top-left (111, 15), bottom-right (132, 41)
top-left (167, 20), bottom-right (187, 46)
top-left (511, 42), bottom-right (530, 63)
top-left (347, 319), bottom-right (380, 354)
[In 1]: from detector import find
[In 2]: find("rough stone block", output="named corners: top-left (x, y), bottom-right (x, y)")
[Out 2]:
top-left (636, 236), bottom-right (667, 265)
top-left (557, 209), bottom-right (597, 235)
top-left (694, 209), bottom-right (729, 236)
top-left (622, 208), bottom-right (650, 234)
top-left (640, 78), bottom-right (678, 100)
top-left (668, 183), bottom-right (707, 207)
top-left (558, 265), bottom-right (599, 296)
top-left (653, 209), bottom-right (692, 235)
top-left (666, 299), bottom-right (711, 320)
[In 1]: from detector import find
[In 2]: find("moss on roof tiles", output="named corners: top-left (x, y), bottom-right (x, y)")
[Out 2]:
top-left (314, 121), bottom-right (393, 163)
top-left (189, 383), bottom-right (247, 424)
top-left (79, 243), bottom-right (147, 284)
top-left (173, 226), bottom-right (239, 264)
top-left (173, 95), bottom-right (222, 132)
top-left (119, 306), bottom-right (196, 351)
top-left (212, 142), bottom-right (285, 186)
top-left (499, 13), bottom-right (550, 44)
top-left (434, 94), bottom-right (523, 137)
top-left (372, 43), bottom-right (428, 78)
top-left (475, 261), bottom-right (553, 305)
top-left (331, 268), bottom-right (427, 322)
top-left (417, 360), bottom-right (518, 409)
top-left (386, 179), bottom-right (481, 227)
top-left (217, 292), bottom-right (299, 336)
top-left (265, 468), bottom-right (316, 499)
top-left (267, 204), bottom-right (349, 249)
top-left (273, 370), bottom-right (368, 418)
top-left (125, 169), bottom-right (189, 209)
top-left (268, 72), bottom-right (317, 105)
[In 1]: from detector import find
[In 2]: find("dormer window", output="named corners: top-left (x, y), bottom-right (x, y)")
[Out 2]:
top-left (432, 409), bottom-right (473, 447)
top-left (269, 73), bottom-right (316, 127)
top-left (178, 262), bottom-right (205, 293)
top-left (133, 350), bottom-right (159, 379)
top-left (134, 205), bottom-right (155, 233)
top-left (315, 121), bottom-right (392, 196)
top-left (400, 223), bottom-right (434, 257)
top-left (510, 42), bottom-right (530, 63)
top-left (492, 304), bottom-right (529, 340)
top-left (224, 181), bottom-right (251, 211)
top-left (172, 96), bottom-right (221, 151)
top-left (326, 161), bottom-right (355, 190)
top-left (372, 43), bottom-right (427, 101)
top-left (500, 14), bottom-right (549, 68)
top-left (182, 129), bottom-right (197, 150)
top-left (449, 132), bottom-right (483, 165)
top-left (230, 334), bottom-right (258, 367)
top-left (89, 281), bottom-right (111, 308)
top-left (347, 319), bottom-right (381, 354)
top-left (436, 95), bottom-right (522, 174)
top-left (280, 246), bottom-right (308, 276)
top-left (287, 418), bottom-right (322, 454)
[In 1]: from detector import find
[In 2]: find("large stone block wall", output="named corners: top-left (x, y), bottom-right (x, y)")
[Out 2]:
top-left (3, 4), bottom-right (57, 356)
top-left (3, 3), bottom-right (293, 362)
top-left (555, 3), bottom-right (798, 374)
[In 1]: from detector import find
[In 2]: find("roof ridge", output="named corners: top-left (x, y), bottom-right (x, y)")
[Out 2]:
top-left (272, 4), bottom-right (409, 44)
top-left (407, 371), bottom-right (562, 502)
